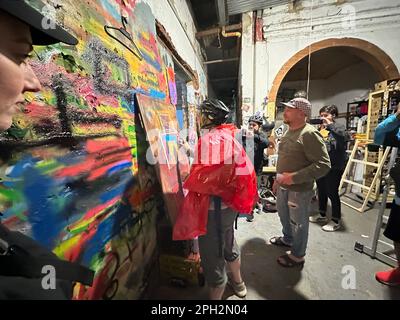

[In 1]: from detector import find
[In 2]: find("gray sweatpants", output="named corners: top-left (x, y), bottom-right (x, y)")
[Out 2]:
top-left (198, 208), bottom-right (240, 287)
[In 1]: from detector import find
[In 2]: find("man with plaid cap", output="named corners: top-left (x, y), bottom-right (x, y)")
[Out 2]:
top-left (269, 97), bottom-right (331, 268)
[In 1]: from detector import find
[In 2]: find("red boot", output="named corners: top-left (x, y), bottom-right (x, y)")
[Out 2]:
top-left (375, 267), bottom-right (400, 286)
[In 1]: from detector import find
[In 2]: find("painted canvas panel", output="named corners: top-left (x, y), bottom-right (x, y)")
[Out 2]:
top-left (0, 0), bottom-right (183, 299)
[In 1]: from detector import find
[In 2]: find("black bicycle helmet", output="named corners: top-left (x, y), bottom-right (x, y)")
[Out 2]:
top-left (262, 119), bottom-right (275, 132)
top-left (199, 99), bottom-right (230, 127)
top-left (249, 114), bottom-right (264, 125)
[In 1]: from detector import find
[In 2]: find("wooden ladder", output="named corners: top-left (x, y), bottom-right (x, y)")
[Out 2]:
top-left (339, 139), bottom-right (390, 212)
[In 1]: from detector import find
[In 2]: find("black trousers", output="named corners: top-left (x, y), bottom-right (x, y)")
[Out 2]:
top-left (316, 168), bottom-right (344, 221)
top-left (384, 201), bottom-right (400, 242)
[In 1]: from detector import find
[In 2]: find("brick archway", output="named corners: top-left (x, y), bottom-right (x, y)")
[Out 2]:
top-left (268, 38), bottom-right (399, 110)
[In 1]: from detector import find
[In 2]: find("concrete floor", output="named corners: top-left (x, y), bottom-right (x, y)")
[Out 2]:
top-left (150, 200), bottom-right (400, 300)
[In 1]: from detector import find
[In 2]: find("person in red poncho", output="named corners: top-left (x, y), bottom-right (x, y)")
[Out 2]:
top-left (173, 99), bottom-right (258, 300)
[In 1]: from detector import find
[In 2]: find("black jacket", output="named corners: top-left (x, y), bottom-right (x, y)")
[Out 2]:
top-left (241, 131), bottom-right (269, 175)
top-left (323, 123), bottom-right (348, 170)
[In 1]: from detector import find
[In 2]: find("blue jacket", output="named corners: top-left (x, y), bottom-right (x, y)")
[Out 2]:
top-left (374, 114), bottom-right (400, 146)
top-left (374, 114), bottom-right (400, 203)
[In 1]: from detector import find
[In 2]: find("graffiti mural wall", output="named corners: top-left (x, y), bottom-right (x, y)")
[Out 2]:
top-left (0, 0), bottom-right (181, 299)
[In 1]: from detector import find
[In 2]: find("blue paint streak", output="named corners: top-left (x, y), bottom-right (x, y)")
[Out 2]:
top-left (176, 109), bottom-right (184, 129)
top-left (82, 214), bottom-right (115, 265)
top-left (3, 155), bottom-right (37, 188)
top-left (149, 89), bottom-right (166, 100)
top-left (101, 0), bottom-right (121, 22)
top-left (56, 148), bottom-right (87, 166)
top-left (107, 161), bottom-right (132, 176)
top-left (141, 52), bottom-right (161, 71)
top-left (100, 183), bottom-right (126, 204)
top-left (23, 167), bottom-right (62, 249)
top-left (121, 96), bottom-right (135, 113)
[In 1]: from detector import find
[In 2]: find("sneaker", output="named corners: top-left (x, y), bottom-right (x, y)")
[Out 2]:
top-left (322, 220), bottom-right (340, 232)
top-left (309, 213), bottom-right (327, 223)
top-left (263, 203), bottom-right (277, 213)
top-left (375, 267), bottom-right (400, 286)
top-left (246, 215), bottom-right (254, 222)
top-left (228, 279), bottom-right (247, 298)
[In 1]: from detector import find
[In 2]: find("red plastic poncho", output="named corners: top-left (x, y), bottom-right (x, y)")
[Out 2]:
top-left (173, 123), bottom-right (258, 240)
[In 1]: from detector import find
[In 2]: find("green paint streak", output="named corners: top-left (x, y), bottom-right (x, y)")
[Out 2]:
top-left (7, 124), bottom-right (28, 140)
top-left (110, 64), bottom-right (126, 83)
top-left (68, 224), bottom-right (89, 236)
top-left (0, 189), bottom-right (23, 202)
top-left (53, 53), bottom-right (84, 73)
top-left (36, 159), bottom-right (62, 174)
top-left (91, 253), bottom-right (106, 273)
top-left (66, 95), bottom-right (90, 110)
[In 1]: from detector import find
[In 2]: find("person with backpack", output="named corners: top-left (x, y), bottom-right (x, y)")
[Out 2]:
top-left (0, 0), bottom-right (93, 299)
top-left (173, 99), bottom-right (257, 299)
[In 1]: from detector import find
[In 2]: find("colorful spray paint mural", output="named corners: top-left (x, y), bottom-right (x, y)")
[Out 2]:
top-left (0, 0), bottom-right (179, 299)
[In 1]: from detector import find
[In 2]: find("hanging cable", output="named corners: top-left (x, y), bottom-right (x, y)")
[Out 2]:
top-left (306, 0), bottom-right (314, 100)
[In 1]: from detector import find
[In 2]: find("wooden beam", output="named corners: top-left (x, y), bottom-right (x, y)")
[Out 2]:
top-left (196, 23), bottom-right (242, 39)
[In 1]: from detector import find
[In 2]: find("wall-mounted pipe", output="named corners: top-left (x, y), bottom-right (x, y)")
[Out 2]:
top-left (196, 23), bottom-right (242, 39)
top-left (221, 25), bottom-right (242, 38)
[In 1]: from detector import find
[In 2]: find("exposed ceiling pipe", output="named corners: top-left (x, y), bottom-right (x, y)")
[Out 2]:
top-left (216, 0), bottom-right (228, 26)
top-left (221, 25), bottom-right (242, 57)
top-left (196, 23), bottom-right (242, 39)
top-left (221, 25), bottom-right (242, 38)
top-left (204, 57), bottom-right (239, 65)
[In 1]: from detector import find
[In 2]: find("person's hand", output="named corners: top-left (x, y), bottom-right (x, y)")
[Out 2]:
top-left (242, 128), bottom-right (254, 139)
top-left (245, 128), bottom-right (254, 138)
top-left (276, 172), bottom-right (294, 185)
top-left (321, 116), bottom-right (333, 126)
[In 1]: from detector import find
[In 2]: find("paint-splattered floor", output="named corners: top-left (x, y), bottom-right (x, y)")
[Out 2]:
top-left (148, 199), bottom-right (400, 300)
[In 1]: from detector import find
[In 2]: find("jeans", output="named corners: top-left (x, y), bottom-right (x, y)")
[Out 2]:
top-left (316, 168), bottom-right (344, 222)
top-left (276, 186), bottom-right (314, 258)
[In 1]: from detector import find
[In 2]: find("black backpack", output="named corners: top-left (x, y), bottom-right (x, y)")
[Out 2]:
top-left (0, 223), bottom-right (94, 299)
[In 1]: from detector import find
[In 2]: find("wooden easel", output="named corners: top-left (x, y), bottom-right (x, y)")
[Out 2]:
top-left (339, 139), bottom-right (390, 212)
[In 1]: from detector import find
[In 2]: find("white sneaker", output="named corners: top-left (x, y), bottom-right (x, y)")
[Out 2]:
top-left (309, 213), bottom-right (328, 223)
top-left (322, 220), bottom-right (340, 232)
top-left (228, 279), bottom-right (247, 298)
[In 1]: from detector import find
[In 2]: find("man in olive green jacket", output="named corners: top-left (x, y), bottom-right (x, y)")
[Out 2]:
top-left (270, 98), bottom-right (331, 268)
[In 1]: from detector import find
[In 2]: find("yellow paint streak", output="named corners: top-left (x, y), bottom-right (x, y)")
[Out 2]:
top-left (53, 233), bottom-right (82, 257)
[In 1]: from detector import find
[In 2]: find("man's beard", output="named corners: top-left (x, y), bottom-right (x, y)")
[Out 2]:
top-left (283, 118), bottom-right (289, 124)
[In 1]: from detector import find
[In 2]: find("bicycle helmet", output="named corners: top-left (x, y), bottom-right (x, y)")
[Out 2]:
top-left (199, 99), bottom-right (230, 128)
top-left (262, 119), bottom-right (275, 132)
top-left (249, 114), bottom-right (264, 125)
